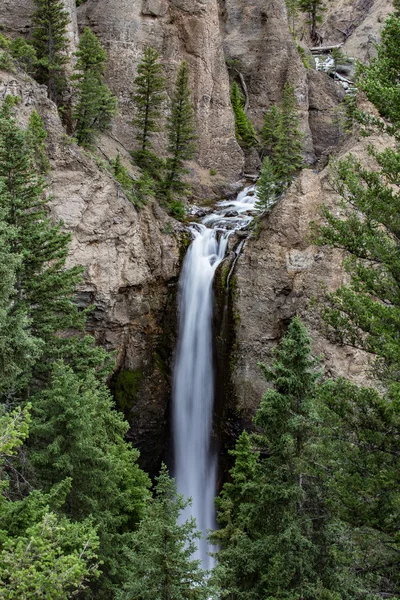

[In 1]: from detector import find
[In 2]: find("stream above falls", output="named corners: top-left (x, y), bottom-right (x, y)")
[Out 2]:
top-left (172, 185), bottom-right (260, 569)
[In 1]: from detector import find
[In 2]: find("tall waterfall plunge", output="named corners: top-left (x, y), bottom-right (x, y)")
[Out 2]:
top-left (172, 187), bottom-right (259, 569)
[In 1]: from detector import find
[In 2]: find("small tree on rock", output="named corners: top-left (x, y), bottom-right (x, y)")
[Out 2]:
top-left (131, 46), bottom-right (166, 171)
top-left (164, 60), bottom-right (197, 195)
top-left (73, 27), bottom-right (117, 147)
top-left (32, 0), bottom-right (70, 105)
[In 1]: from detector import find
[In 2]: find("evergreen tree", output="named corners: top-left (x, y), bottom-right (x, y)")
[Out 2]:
top-left (164, 61), bottom-right (197, 194)
top-left (0, 98), bottom-right (85, 365)
top-left (119, 464), bottom-right (210, 600)
top-left (30, 360), bottom-right (151, 596)
top-left (73, 27), bottom-right (117, 147)
top-left (357, 14), bottom-right (400, 135)
top-left (32, 0), bottom-right (70, 105)
top-left (212, 318), bottom-right (352, 600)
top-left (26, 110), bottom-right (50, 173)
top-left (0, 214), bottom-right (42, 397)
top-left (10, 38), bottom-right (37, 75)
top-left (231, 81), bottom-right (257, 149)
top-left (131, 46), bottom-right (166, 170)
top-left (394, 0), bottom-right (400, 17)
top-left (261, 103), bottom-right (280, 158)
top-left (255, 157), bottom-right (277, 210)
top-left (297, 0), bottom-right (326, 43)
top-left (273, 82), bottom-right (304, 186)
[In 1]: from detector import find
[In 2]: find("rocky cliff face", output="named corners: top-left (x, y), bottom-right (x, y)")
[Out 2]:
top-left (230, 128), bottom-right (393, 429)
top-left (0, 0), bottom-right (393, 472)
top-left (0, 68), bottom-right (182, 472)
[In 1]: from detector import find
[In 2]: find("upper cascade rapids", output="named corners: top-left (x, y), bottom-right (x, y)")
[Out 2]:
top-left (172, 186), bottom-right (259, 569)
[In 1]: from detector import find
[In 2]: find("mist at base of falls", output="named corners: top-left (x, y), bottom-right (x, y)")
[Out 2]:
top-left (172, 186), bottom-right (259, 569)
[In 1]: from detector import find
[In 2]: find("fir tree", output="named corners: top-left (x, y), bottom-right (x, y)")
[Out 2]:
top-left (164, 60), bottom-right (197, 194)
top-left (0, 214), bottom-right (42, 397)
top-left (0, 98), bottom-right (84, 359)
top-left (73, 27), bottom-right (117, 147)
top-left (231, 81), bottom-right (257, 149)
top-left (273, 82), bottom-right (304, 186)
top-left (26, 110), bottom-right (50, 173)
top-left (357, 14), bottom-right (400, 135)
top-left (119, 464), bottom-right (210, 600)
top-left (298, 0), bottom-right (326, 43)
top-left (0, 407), bottom-right (100, 598)
top-left (30, 360), bottom-right (151, 596)
top-left (261, 103), bottom-right (280, 158)
top-left (212, 318), bottom-right (352, 600)
top-left (32, 0), bottom-right (70, 105)
top-left (131, 46), bottom-right (166, 170)
top-left (9, 38), bottom-right (37, 75)
top-left (255, 156), bottom-right (277, 210)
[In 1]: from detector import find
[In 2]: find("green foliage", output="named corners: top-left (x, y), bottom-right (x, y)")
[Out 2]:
top-left (29, 360), bottom-right (151, 594)
top-left (394, 0), bottom-right (400, 16)
top-left (212, 318), bottom-right (353, 600)
top-left (112, 154), bottom-right (154, 208)
top-left (273, 82), bottom-right (304, 184)
top-left (0, 512), bottom-right (100, 599)
top-left (113, 368), bottom-right (143, 416)
top-left (9, 38), bottom-right (37, 74)
top-left (131, 46), bottom-right (166, 160)
top-left (26, 110), bottom-right (50, 173)
top-left (318, 378), bottom-right (400, 595)
top-left (0, 99), bottom-right (85, 370)
top-left (0, 407), bottom-right (100, 598)
top-left (298, 0), bottom-right (326, 42)
top-left (230, 81), bottom-right (257, 149)
top-left (315, 150), bottom-right (400, 381)
top-left (286, 0), bottom-right (299, 31)
top-left (0, 216), bottom-right (42, 396)
top-left (119, 464), bottom-right (211, 600)
top-left (32, 0), bottom-right (70, 105)
top-left (357, 15), bottom-right (400, 137)
top-left (73, 27), bottom-right (117, 147)
top-left (255, 156), bottom-right (277, 210)
top-left (168, 198), bottom-right (186, 221)
top-left (260, 82), bottom-right (304, 193)
top-left (164, 60), bottom-right (197, 194)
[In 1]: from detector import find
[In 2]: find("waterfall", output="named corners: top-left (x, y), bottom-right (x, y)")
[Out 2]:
top-left (172, 186), bottom-right (259, 569)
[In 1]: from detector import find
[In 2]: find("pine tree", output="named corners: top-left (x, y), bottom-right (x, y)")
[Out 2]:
top-left (255, 156), bottom-right (277, 210)
top-left (0, 98), bottom-right (84, 359)
top-left (32, 0), bottom-right (70, 105)
top-left (357, 14), bottom-right (400, 134)
top-left (26, 110), bottom-right (50, 173)
top-left (231, 81), bottom-right (257, 149)
top-left (164, 60), bottom-right (197, 194)
top-left (261, 104), bottom-right (281, 158)
top-left (30, 360), bottom-right (151, 596)
top-left (273, 82), bottom-right (304, 187)
top-left (0, 214), bottom-right (42, 397)
top-left (119, 463), bottom-right (210, 600)
top-left (0, 407), bottom-right (100, 598)
top-left (298, 0), bottom-right (326, 43)
top-left (131, 46), bottom-right (166, 170)
top-left (73, 27), bottom-right (117, 147)
top-left (212, 318), bottom-right (352, 600)
top-left (9, 38), bottom-right (37, 75)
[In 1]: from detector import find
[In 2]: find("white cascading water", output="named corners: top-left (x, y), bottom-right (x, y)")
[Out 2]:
top-left (172, 186), bottom-right (259, 569)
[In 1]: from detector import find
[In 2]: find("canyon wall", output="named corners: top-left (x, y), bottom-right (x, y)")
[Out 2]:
top-left (0, 0), bottom-right (393, 471)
